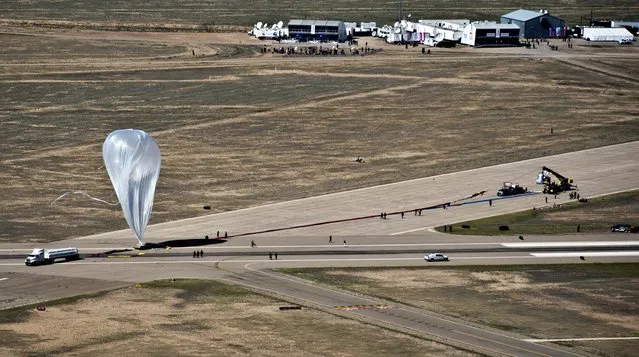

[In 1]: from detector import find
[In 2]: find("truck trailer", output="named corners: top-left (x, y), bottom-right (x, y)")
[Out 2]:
top-left (497, 182), bottom-right (527, 196)
top-left (25, 248), bottom-right (79, 266)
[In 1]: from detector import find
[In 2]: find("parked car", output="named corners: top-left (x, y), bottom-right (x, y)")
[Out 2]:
top-left (425, 253), bottom-right (448, 262)
top-left (611, 224), bottom-right (632, 233)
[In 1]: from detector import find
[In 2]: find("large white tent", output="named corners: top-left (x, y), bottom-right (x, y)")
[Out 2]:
top-left (582, 27), bottom-right (634, 42)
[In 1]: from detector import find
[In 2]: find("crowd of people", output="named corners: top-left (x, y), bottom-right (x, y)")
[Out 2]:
top-left (264, 44), bottom-right (382, 56)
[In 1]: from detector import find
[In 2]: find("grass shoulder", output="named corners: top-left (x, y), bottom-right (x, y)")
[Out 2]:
top-left (280, 263), bottom-right (639, 287)
top-left (435, 190), bottom-right (639, 236)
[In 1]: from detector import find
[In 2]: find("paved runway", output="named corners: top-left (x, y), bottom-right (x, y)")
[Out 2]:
top-left (2, 140), bottom-right (633, 250)
top-left (2, 141), bottom-right (639, 357)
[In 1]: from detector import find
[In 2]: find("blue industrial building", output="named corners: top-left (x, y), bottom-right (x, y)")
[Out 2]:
top-left (501, 9), bottom-right (566, 38)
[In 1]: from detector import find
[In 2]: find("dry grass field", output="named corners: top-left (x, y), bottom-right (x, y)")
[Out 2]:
top-left (0, 279), bottom-right (480, 357)
top-left (1, 0), bottom-right (638, 26)
top-left (1, 29), bottom-right (639, 243)
top-left (283, 264), bottom-right (639, 357)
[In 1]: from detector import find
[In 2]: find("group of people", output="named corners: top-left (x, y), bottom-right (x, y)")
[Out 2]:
top-left (266, 44), bottom-right (381, 57)
top-left (379, 209), bottom-right (426, 219)
top-left (248, 240), bottom-right (280, 259)
top-left (205, 231), bottom-right (228, 240)
top-left (523, 38), bottom-right (573, 50)
top-left (193, 250), bottom-right (204, 258)
top-left (569, 192), bottom-right (581, 200)
top-left (328, 235), bottom-right (347, 246)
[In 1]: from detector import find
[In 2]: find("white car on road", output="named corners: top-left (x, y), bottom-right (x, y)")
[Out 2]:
top-left (425, 253), bottom-right (448, 262)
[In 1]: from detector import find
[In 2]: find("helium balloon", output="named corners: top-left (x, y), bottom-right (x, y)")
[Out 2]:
top-left (103, 129), bottom-right (161, 245)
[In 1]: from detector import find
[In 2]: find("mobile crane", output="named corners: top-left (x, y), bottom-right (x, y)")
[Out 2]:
top-left (536, 166), bottom-right (576, 194)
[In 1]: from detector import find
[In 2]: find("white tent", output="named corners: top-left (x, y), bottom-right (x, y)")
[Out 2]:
top-left (582, 27), bottom-right (634, 43)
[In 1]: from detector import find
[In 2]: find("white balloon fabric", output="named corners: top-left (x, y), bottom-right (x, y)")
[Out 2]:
top-left (103, 129), bottom-right (161, 245)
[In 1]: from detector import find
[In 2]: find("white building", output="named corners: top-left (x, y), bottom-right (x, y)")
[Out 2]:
top-left (581, 27), bottom-right (634, 43)
top-left (461, 22), bottom-right (521, 47)
top-left (344, 22), bottom-right (377, 37)
top-left (381, 19), bottom-right (468, 46)
top-left (416, 20), bottom-right (467, 46)
top-left (418, 19), bottom-right (469, 32)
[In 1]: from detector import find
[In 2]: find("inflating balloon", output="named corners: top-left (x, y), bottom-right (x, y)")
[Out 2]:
top-left (103, 129), bottom-right (161, 245)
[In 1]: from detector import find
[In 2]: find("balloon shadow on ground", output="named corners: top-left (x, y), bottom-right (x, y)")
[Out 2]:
top-left (137, 238), bottom-right (228, 250)
top-left (87, 249), bottom-right (131, 258)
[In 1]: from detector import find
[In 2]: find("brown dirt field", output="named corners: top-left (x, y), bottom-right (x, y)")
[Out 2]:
top-left (288, 265), bottom-right (639, 357)
top-left (1, 0), bottom-right (638, 26)
top-left (1, 28), bottom-right (639, 243)
top-left (0, 280), bottom-right (479, 357)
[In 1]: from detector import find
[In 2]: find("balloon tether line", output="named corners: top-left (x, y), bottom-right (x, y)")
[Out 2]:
top-left (50, 191), bottom-right (120, 206)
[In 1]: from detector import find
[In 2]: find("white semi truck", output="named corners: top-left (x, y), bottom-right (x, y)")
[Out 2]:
top-left (25, 248), bottom-right (79, 266)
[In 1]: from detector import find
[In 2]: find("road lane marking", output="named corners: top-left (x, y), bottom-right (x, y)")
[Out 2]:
top-left (524, 337), bottom-right (639, 342)
top-left (198, 243), bottom-right (497, 248)
top-left (390, 227), bottom-right (432, 235)
top-left (453, 256), bottom-right (534, 259)
top-left (503, 241), bottom-right (639, 248)
top-left (209, 243), bottom-right (501, 249)
top-left (531, 251), bottom-right (639, 257)
top-left (451, 329), bottom-right (577, 357)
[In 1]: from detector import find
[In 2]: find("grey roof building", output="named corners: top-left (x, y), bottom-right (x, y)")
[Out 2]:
top-left (461, 22), bottom-right (521, 47)
top-left (501, 9), bottom-right (566, 38)
top-left (287, 20), bottom-right (347, 42)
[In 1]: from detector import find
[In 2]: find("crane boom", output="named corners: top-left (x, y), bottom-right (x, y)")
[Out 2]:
top-left (540, 166), bottom-right (567, 182)
top-left (536, 166), bottom-right (576, 194)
